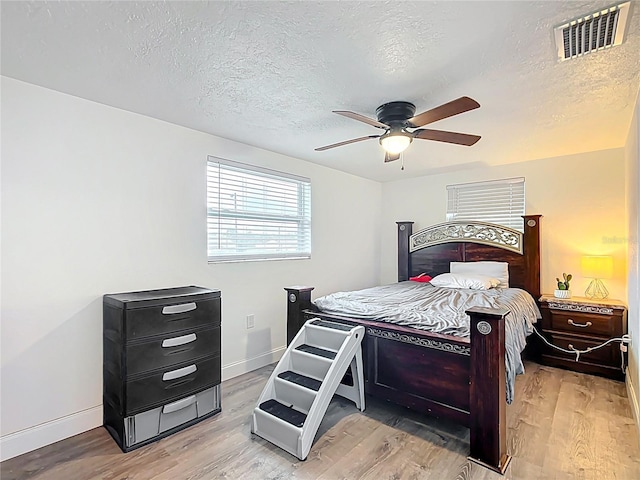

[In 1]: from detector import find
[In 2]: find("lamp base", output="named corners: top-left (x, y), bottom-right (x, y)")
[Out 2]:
top-left (585, 278), bottom-right (609, 300)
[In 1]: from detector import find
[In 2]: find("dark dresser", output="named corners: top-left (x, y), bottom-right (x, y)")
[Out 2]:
top-left (537, 294), bottom-right (627, 381)
top-left (103, 286), bottom-right (221, 452)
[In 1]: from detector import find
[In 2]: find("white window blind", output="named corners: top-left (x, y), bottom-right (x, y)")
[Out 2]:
top-left (207, 157), bottom-right (311, 262)
top-left (446, 177), bottom-right (525, 232)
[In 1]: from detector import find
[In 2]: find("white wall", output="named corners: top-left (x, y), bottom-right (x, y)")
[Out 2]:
top-left (0, 77), bottom-right (382, 459)
top-left (625, 90), bottom-right (640, 431)
top-left (380, 149), bottom-right (628, 301)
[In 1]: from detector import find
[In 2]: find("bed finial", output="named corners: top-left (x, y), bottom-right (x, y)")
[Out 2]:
top-left (522, 214), bottom-right (542, 300)
top-left (396, 222), bottom-right (414, 282)
top-left (284, 287), bottom-right (314, 345)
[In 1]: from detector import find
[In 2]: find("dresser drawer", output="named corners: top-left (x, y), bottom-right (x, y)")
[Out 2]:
top-left (548, 310), bottom-right (615, 337)
top-left (126, 326), bottom-right (220, 376)
top-left (126, 298), bottom-right (220, 341)
top-left (124, 386), bottom-right (221, 448)
top-left (125, 355), bottom-right (221, 415)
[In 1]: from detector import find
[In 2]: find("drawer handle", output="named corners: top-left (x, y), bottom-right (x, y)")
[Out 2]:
top-left (162, 333), bottom-right (197, 348)
top-left (163, 395), bottom-right (197, 414)
top-left (162, 364), bottom-right (197, 381)
top-left (567, 319), bottom-right (592, 328)
top-left (162, 303), bottom-right (197, 315)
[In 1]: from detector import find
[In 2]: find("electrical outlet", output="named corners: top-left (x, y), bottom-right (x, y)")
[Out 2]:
top-left (246, 314), bottom-right (255, 329)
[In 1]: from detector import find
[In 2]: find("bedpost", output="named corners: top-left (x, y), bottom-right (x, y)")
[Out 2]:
top-left (466, 307), bottom-right (512, 475)
top-left (523, 214), bottom-right (542, 300)
top-left (284, 287), bottom-right (314, 345)
top-left (397, 222), bottom-right (414, 281)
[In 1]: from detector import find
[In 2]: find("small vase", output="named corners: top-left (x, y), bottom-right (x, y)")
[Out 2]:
top-left (554, 289), bottom-right (572, 299)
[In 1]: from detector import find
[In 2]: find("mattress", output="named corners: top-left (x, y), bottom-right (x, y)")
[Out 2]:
top-left (314, 281), bottom-right (541, 403)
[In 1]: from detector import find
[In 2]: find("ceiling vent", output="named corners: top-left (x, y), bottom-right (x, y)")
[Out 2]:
top-left (554, 2), bottom-right (631, 61)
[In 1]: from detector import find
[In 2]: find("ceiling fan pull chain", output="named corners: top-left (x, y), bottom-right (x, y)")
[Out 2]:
top-left (401, 154), bottom-right (405, 171)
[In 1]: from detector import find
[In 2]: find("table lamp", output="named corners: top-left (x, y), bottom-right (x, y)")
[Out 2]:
top-left (581, 255), bottom-right (613, 299)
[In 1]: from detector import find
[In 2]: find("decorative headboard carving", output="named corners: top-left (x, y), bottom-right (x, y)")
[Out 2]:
top-left (410, 221), bottom-right (523, 254)
top-left (397, 215), bottom-right (541, 300)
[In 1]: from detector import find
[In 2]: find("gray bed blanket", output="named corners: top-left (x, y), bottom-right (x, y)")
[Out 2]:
top-left (314, 281), bottom-right (541, 403)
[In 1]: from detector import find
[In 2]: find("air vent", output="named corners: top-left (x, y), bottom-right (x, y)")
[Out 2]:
top-left (554, 2), bottom-right (631, 61)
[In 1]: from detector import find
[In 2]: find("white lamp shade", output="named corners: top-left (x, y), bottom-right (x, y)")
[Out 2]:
top-left (380, 134), bottom-right (411, 154)
top-left (581, 255), bottom-right (613, 279)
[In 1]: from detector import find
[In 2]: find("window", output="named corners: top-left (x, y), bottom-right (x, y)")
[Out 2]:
top-left (446, 177), bottom-right (525, 232)
top-left (207, 157), bottom-right (311, 262)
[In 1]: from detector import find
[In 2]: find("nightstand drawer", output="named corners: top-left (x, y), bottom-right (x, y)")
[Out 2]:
top-left (549, 310), bottom-right (615, 337)
top-left (545, 332), bottom-right (618, 364)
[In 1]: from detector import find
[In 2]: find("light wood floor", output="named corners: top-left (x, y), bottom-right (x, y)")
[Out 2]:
top-left (2, 361), bottom-right (639, 480)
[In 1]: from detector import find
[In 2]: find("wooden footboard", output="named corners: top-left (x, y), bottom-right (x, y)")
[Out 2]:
top-left (284, 288), bottom-right (511, 474)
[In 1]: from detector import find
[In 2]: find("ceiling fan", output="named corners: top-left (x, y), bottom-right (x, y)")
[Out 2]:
top-left (315, 97), bottom-right (481, 162)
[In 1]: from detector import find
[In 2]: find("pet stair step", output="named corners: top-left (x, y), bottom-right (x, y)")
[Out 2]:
top-left (305, 321), bottom-right (352, 351)
top-left (295, 344), bottom-right (337, 360)
top-left (277, 371), bottom-right (322, 391)
top-left (309, 319), bottom-right (353, 331)
top-left (259, 399), bottom-right (307, 428)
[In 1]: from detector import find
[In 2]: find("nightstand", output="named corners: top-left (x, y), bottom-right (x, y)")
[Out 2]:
top-left (537, 295), bottom-right (627, 381)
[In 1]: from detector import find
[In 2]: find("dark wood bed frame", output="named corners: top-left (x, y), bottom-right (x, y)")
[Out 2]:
top-left (285, 215), bottom-right (541, 474)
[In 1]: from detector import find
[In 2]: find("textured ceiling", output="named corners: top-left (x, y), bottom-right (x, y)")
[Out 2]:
top-left (2, 1), bottom-right (639, 182)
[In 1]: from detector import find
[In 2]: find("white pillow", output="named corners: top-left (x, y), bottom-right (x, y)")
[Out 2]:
top-left (450, 261), bottom-right (509, 288)
top-left (430, 273), bottom-right (500, 290)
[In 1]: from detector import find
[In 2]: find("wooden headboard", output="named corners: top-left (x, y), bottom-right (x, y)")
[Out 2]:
top-left (397, 215), bottom-right (541, 299)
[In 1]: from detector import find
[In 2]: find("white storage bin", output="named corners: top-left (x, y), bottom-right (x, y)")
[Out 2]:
top-left (124, 385), bottom-right (220, 447)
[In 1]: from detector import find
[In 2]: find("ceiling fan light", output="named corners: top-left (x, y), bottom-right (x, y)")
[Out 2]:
top-left (380, 134), bottom-right (412, 154)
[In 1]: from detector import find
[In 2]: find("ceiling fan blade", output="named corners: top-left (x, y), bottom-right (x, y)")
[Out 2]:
top-left (333, 110), bottom-right (389, 129)
top-left (407, 97), bottom-right (480, 128)
top-left (315, 135), bottom-right (380, 151)
top-left (384, 152), bottom-right (401, 162)
top-left (413, 128), bottom-right (481, 146)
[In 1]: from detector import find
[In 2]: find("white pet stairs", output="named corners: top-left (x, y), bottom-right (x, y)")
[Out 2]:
top-left (251, 318), bottom-right (365, 460)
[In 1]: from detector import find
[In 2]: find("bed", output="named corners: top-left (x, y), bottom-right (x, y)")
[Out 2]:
top-left (284, 215), bottom-right (541, 474)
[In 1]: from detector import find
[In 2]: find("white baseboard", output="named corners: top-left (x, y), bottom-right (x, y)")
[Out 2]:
top-left (222, 346), bottom-right (285, 381)
top-left (626, 373), bottom-right (640, 442)
top-left (0, 405), bottom-right (102, 462)
top-left (0, 349), bottom-right (285, 462)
